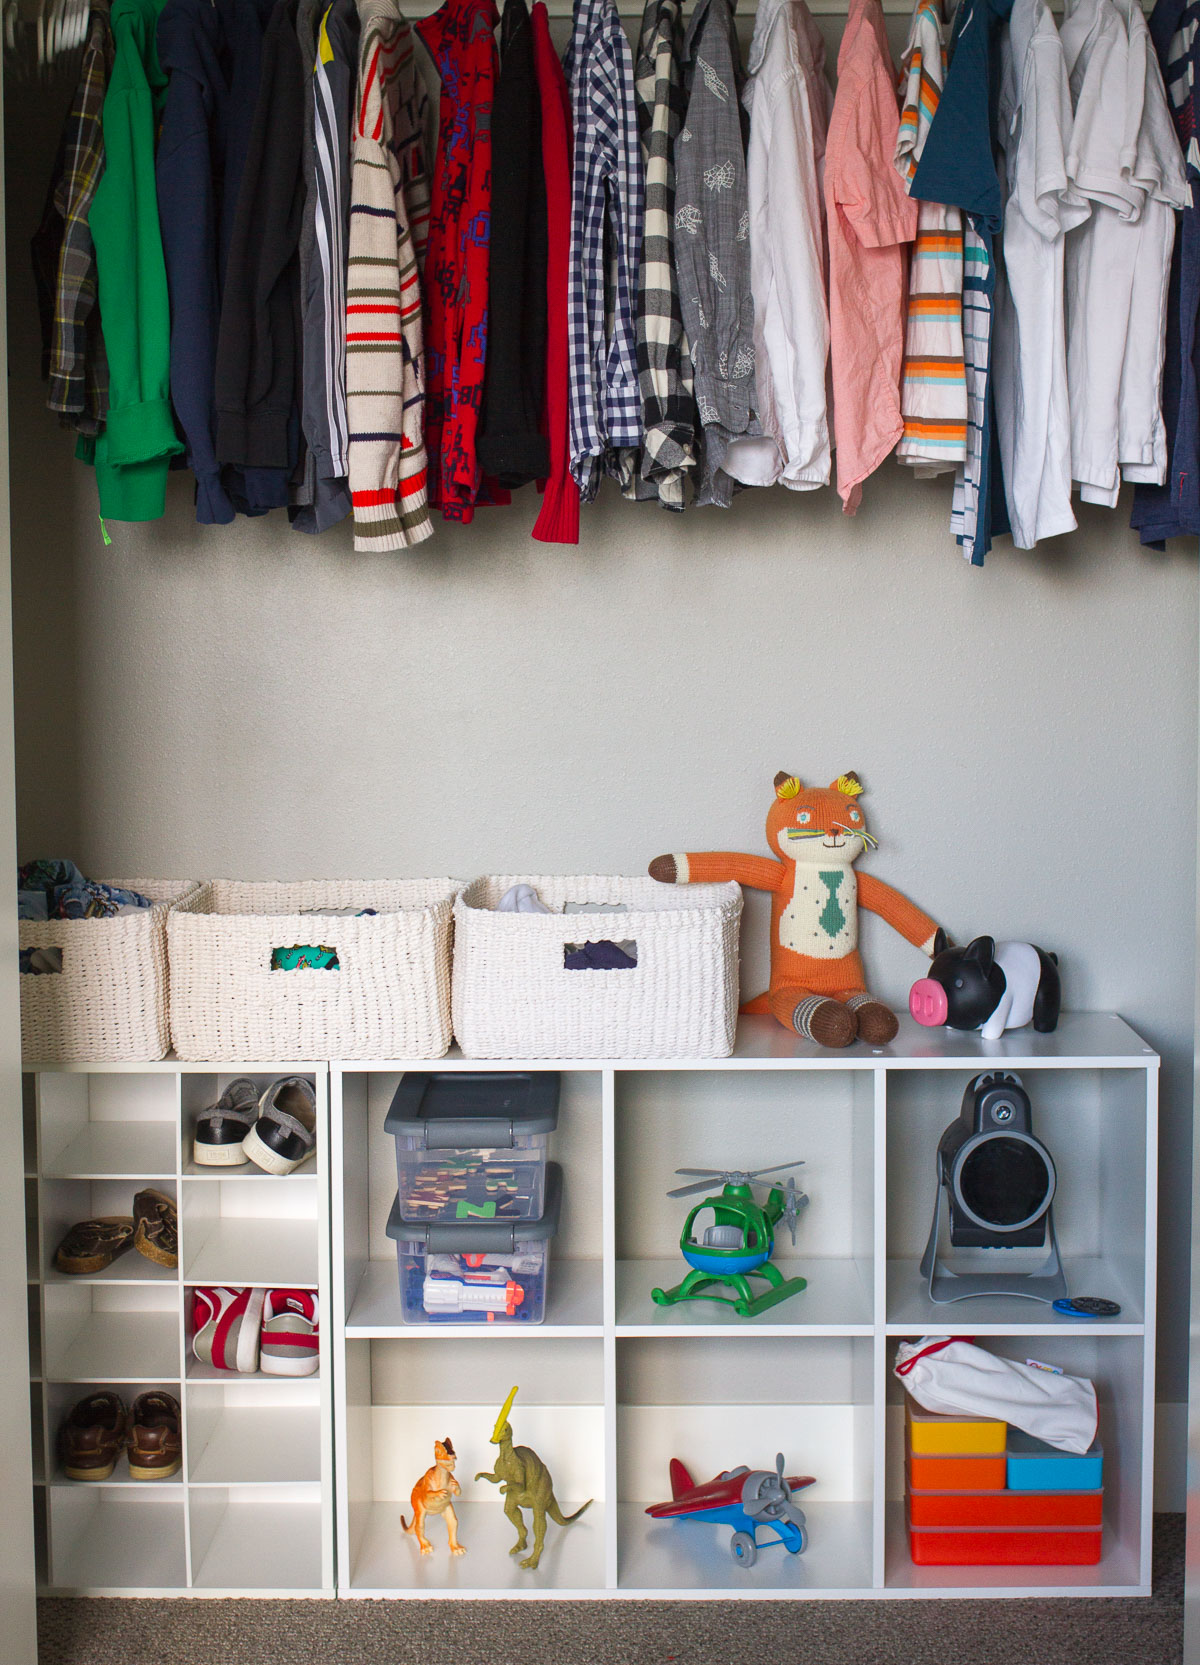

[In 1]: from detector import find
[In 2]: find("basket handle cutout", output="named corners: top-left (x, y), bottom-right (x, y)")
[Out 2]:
top-left (19, 947), bottom-right (62, 974)
top-left (270, 944), bottom-right (341, 971)
top-left (563, 940), bottom-right (637, 970)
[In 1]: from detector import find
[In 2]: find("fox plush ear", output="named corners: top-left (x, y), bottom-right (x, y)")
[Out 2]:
top-left (831, 772), bottom-right (863, 797)
top-left (775, 773), bottom-right (802, 798)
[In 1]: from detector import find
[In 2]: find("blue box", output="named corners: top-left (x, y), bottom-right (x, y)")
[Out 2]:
top-left (1005, 1430), bottom-right (1104, 1492)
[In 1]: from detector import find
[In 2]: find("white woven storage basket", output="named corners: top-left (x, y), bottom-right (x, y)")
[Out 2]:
top-left (167, 879), bottom-right (459, 1062)
top-left (452, 875), bottom-right (743, 1060)
top-left (20, 879), bottom-right (201, 1063)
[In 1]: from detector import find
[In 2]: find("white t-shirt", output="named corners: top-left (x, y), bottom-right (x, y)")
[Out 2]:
top-left (993, 0), bottom-right (1089, 548)
top-left (1061, 0), bottom-right (1188, 506)
top-left (724, 0), bottom-right (833, 490)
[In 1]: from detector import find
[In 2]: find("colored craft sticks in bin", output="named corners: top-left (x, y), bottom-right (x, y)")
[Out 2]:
top-left (385, 1071), bottom-right (563, 1324)
top-left (905, 1404), bottom-right (1104, 1566)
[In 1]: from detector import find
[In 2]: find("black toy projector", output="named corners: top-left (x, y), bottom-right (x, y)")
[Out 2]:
top-left (919, 1071), bottom-right (1066, 1304)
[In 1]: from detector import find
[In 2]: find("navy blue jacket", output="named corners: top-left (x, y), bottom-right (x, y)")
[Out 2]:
top-left (156, 0), bottom-right (235, 523)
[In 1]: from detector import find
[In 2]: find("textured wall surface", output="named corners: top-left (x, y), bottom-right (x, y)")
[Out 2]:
top-left (6, 55), bottom-right (1197, 1479)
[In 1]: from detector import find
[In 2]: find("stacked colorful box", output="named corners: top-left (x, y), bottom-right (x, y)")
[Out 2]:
top-left (906, 1404), bottom-right (1103, 1566)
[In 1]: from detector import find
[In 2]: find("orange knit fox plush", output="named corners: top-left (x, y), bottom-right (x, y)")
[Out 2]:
top-left (649, 771), bottom-right (941, 1048)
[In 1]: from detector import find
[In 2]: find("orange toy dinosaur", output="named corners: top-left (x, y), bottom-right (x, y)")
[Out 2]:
top-left (650, 771), bottom-right (941, 1048)
top-left (401, 1436), bottom-right (467, 1557)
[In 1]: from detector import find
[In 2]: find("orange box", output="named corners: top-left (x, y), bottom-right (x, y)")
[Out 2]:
top-left (907, 1489), bottom-right (1104, 1529)
top-left (906, 1448), bottom-right (1008, 1491)
top-left (905, 1403), bottom-right (1007, 1456)
top-left (907, 1523), bottom-right (1103, 1566)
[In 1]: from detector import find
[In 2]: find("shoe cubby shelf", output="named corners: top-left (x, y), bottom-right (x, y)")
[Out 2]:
top-left (25, 1012), bottom-right (1158, 1601)
top-left (332, 1012), bottom-right (1157, 1600)
top-left (24, 1064), bottom-right (334, 1596)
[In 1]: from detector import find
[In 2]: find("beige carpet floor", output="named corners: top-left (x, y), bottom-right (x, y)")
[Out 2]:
top-left (38, 1513), bottom-right (1184, 1665)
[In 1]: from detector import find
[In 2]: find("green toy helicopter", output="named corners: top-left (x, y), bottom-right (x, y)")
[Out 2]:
top-left (650, 1161), bottom-right (810, 1318)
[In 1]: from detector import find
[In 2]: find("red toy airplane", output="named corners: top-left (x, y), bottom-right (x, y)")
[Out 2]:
top-left (644, 1456), bottom-right (816, 1566)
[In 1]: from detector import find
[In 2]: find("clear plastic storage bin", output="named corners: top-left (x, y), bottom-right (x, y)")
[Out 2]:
top-left (385, 1071), bottom-right (559, 1223)
top-left (385, 1163), bottom-right (562, 1324)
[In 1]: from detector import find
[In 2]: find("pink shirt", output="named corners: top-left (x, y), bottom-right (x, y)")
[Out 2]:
top-left (825, 0), bottom-right (917, 512)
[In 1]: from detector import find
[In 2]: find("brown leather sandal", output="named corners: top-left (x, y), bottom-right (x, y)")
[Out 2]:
top-left (132, 1190), bottom-right (178, 1269)
top-left (54, 1216), bottom-right (134, 1275)
top-left (127, 1390), bottom-right (182, 1480)
top-left (59, 1391), bottom-right (128, 1480)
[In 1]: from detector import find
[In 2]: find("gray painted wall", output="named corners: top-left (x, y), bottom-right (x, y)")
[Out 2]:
top-left (6, 50), bottom-right (1196, 1498)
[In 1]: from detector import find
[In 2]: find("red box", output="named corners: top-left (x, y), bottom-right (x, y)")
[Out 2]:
top-left (907, 1521), bottom-right (1103, 1566)
top-left (907, 1489), bottom-right (1104, 1529)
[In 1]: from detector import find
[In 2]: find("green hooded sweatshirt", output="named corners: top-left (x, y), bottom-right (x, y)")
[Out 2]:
top-left (87, 0), bottom-right (183, 521)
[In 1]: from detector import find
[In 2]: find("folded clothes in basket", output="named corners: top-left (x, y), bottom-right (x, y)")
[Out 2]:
top-left (499, 884), bottom-right (637, 966)
top-left (18, 860), bottom-right (152, 921)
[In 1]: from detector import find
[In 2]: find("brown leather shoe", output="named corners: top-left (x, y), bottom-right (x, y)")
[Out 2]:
top-left (54, 1216), bottom-right (134, 1275)
top-left (132, 1189), bottom-right (178, 1269)
top-left (59, 1391), bottom-right (128, 1480)
top-left (127, 1390), bottom-right (182, 1480)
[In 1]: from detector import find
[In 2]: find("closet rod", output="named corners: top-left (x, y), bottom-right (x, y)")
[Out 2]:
top-left (400, 0), bottom-right (1139, 18)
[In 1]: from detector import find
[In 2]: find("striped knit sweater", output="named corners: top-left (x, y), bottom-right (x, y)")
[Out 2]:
top-left (347, 0), bottom-right (433, 549)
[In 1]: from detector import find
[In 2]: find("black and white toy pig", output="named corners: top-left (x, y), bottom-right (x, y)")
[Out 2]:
top-left (909, 931), bottom-right (1061, 1040)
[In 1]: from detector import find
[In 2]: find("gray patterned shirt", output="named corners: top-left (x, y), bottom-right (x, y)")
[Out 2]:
top-left (619, 0), bottom-right (696, 509)
top-left (674, 0), bottom-right (759, 506)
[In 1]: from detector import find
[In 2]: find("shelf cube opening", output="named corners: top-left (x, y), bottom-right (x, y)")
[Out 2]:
top-left (616, 1335), bottom-right (875, 1591)
top-left (884, 1333), bottom-right (1146, 1591)
top-left (885, 1069), bottom-right (1149, 1328)
top-left (38, 1073), bottom-right (178, 1179)
top-left (187, 1378), bottom-right (322, 1485)
top-left (338, 1069), bottom-right (603, 1333)
top-left (188, 1484), bottom-right (326, 1590)
top-left (48, 1485), bottom-right (187, 1592)
top-left (43, 1283), bottom-right (181, 1381)
top-left (614, 1069), bottom-right (875, 1330)
top-left (45, 1379), bottom-right (182, 1486)
top-left (41, 1179), bottom-right (179, 1286)
top-left (181, 1174), bottom-right (319, 1287)
top-left (340, 1336), bottom-right (605, 1593)
top-left (180, 1072), bottom-right (323, 1178)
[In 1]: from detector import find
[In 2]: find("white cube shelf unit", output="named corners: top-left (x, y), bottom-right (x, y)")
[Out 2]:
top-left (332, 1012), bottom-right (1158, 1600)
top-left (24, 1062), bottom-right (334, 1597)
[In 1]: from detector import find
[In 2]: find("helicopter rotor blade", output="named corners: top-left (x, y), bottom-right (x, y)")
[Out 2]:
top-left (667, 1177), bottom-right (731, 1199)
top-left (671, 1168), bottom-right (728, 1179)
top-left (743, 1160), bottom-right (807, 1182)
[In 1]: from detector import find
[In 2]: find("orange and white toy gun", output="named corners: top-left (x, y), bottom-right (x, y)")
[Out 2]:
top-left (423, 1276), bottom-right (526, 1317)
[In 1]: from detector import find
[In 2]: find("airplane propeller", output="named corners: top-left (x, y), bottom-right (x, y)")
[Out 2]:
top-left (740, 1454), bottom-right (808, 1531)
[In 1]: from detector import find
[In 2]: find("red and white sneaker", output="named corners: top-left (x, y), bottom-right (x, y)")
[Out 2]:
top-left (260, 1289), bottom-right (319, 1377)
top-left (191, 1286), bottom-right (264, 1374)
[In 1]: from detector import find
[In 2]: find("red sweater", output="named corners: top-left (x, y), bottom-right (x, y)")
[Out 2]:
top-left (530, 0), bottom-right (580, 544)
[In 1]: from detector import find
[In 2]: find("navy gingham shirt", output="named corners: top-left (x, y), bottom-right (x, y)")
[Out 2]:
top-left (565, 0), bottom-right (646, 500)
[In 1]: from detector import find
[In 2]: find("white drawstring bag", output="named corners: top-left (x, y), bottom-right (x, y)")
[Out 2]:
top-left (894, 1336), bottom-right (1098, 1454)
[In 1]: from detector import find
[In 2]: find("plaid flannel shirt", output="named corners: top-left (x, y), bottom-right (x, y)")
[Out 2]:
top-left (32, 0), bottom-right (114, 434)
top-left (565, 0), bottom-right (645, 500)
top-left (618, 0), bottom-right (695, 509)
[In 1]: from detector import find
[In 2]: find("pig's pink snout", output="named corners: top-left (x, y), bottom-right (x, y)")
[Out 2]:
top-left (909, 978), bottom-right (948, 1027)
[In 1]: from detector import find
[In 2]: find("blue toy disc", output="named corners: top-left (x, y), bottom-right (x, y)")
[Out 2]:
top-left (1053, 1296), bottom-right (1121, 1318)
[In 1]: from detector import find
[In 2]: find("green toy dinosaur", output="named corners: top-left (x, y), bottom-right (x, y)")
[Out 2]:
top-left (474, 1385), bottom-right (592, 1570)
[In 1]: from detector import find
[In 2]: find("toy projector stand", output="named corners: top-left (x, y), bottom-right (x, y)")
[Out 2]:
top-left (919, 1180), bottom-right (1068, 1305)
top-left (919, 1071), bottom-right (1068, 1306)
